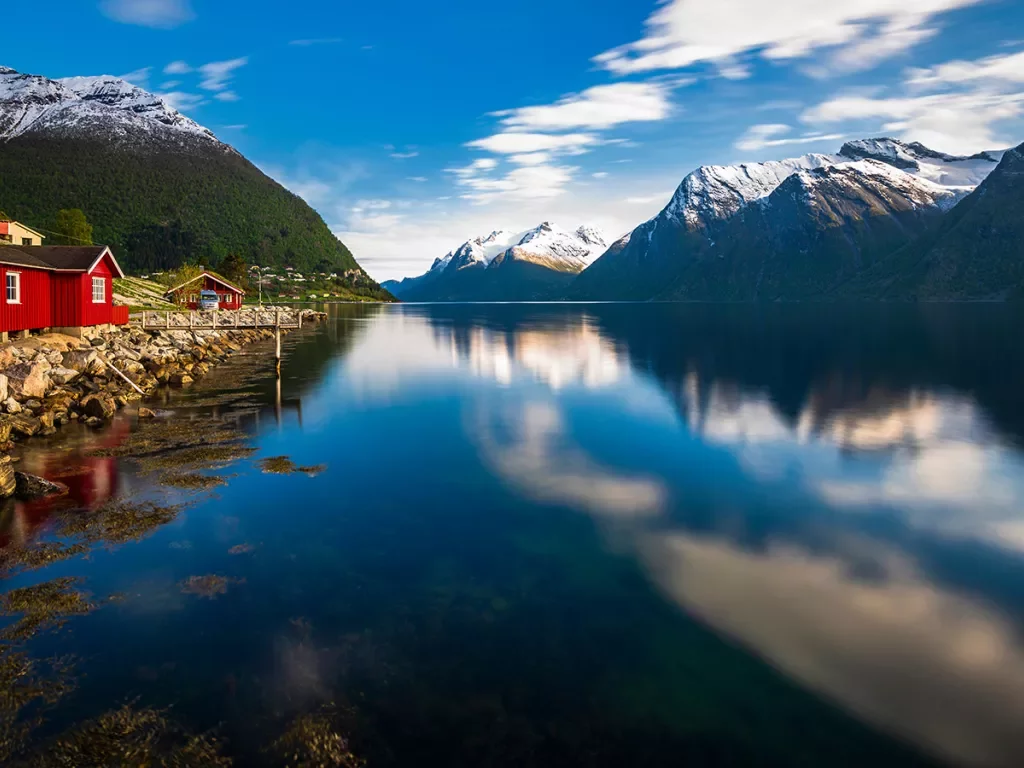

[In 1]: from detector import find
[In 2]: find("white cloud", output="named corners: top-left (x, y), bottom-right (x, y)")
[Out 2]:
top-left (157, 91), bottom-right (206, 111)
top-left (906, 49), bottom-right (1024, 89)
top-left (198, 57), bottom-right (248, 92)
top-left (803, 90), bottom-right (1024, 154)
top-left (118, 67), bottom-right (151, 87)
top-left (466, 132), bottom-right (600, 155)
top-left (164, 60), bottom-right (192, 75)
top-left (214, 90), bottom-right (240, 102)
top-left (800, 48), bottom-right (1024, 154)
top-left (734, 123), bottom-right (846, 151)
top-left (594, 0), bottom-right (985, 76)
top-left (492, 81), bottom-right (677, 132)
top-left (100, 0), bottom-right (194, 28)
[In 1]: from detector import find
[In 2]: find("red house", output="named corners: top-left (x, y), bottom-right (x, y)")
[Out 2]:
top-left (0, 245), bottom-right (128, 341)
top-left (164, 271), bottom-right (245, 310)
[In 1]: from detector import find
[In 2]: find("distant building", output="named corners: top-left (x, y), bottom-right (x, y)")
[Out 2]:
top-left (0, 220), bottom-right (45, 247)
top-left (164, 270), bottom-right (245, 310)
top-left (0, 245), bottom-right (128, 340)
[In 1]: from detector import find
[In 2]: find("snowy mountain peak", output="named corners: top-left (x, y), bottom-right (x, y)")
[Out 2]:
top-left (0, 65), bottom-right (219, 147)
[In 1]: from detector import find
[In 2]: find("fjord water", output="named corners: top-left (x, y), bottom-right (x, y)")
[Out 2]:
top-left (7, 302), bottom-right (1024, 766)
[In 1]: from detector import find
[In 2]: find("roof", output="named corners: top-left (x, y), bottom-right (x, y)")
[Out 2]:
top-left (0, 245), bottom-right (124, 277)
top-left (164, 270), bottom-right (246, 296)
top-left (0, 221), bottom-right (46, 239)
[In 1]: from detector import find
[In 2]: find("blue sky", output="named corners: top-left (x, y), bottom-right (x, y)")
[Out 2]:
top-left (4, 0), bottom-right (1024, 280)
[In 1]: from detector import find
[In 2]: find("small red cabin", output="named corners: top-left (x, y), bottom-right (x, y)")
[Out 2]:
top-left (0, 245), bottom-right (127, 340)
top-left (164, 271), bottom-right (245, 310)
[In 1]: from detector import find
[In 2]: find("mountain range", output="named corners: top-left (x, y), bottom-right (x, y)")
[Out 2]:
top-left (383, 222), bottom-right (607, 301)
top-left (391, 137), bottom-right (1020, 302)
top-left (0, 65), bottom-right (391, 299)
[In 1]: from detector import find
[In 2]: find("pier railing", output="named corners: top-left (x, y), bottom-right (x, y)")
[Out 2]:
top-left (132, 308), bottom-right (303, 331)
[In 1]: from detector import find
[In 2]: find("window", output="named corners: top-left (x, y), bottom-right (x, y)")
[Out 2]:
top-left (6, 272), bottom-right (20, 304)
top-left (21, 237), bottom-right (33, 246)
top-left (92, 276), bottom-right (105, 303)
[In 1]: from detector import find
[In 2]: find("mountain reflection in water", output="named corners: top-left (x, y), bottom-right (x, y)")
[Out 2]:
top-left (4, 302), bottom-right (1024, 767)
top-left (343, 303), bottom-right (1024, 767)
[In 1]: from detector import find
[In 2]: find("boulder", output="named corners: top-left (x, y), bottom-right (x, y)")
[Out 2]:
top-left (48, 367), bottom-right (81, 385)
top-left (62, 349), bottom-right (99, 372)
top-left (9, 414), bottom-right (41, 438)
top-left (0, 456), bottom-right (14, 498)
top-left (6, 362), bottom-right (51, 400)
top-left (79, 393), bottom-right (117, 420)
top-left (14, 472), bottom-right (68, 500)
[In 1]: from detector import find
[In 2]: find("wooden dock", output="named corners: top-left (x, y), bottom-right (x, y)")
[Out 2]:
top-left (132, 308), bottom-right (303, 331)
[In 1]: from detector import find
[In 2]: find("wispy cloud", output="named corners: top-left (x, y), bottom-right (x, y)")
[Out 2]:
top-left (594, 0), bottom-right (985, 77)
top-left (100, 0), bottom-right (194, 28)
top-left (164, 60), bottom-right (192, 75)
top-left (118, 67), bottom-right (152, 87)
top-left (289, 37), bottom-right (344, 47)
top-left (492, 81), bottom-right (680, 132)
top-left (198, 57), bottom-right (248, 92)
top-left (802, 50), bottom-right (1024, 153)
top-left (734, 124), bottom-right (845, 152)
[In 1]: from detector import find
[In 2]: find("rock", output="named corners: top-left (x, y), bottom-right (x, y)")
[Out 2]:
top-left (14, 472), bottom-right (68, 500)
top-left (61, 349), bottom-right (99, 372)
top-left (138, 407), bottom-right (157, 419)
top-left (9, 414), bottom-right (41, 438)
top-left (0, 456), bottom-right (15, 497)
top-left (79, 393), bottom-right (117, 420)
top-left (6, 362), bottom-right (51, 400)
top-left (48, 366), bottom-right (81, 385)
top-left (169, 372), bottom-right (194, 387)
top-left (3, 397), bottom-right (22, 414)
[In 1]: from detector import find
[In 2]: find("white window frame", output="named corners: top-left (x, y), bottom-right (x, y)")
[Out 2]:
top-left (92, 276), bottom-right (106, 304)
top-left (6, 272), bottom-right (20, 304)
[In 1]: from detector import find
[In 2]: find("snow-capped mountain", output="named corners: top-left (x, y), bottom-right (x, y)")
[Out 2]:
top-left (0, 65), bottom-right (374, 284)
top-left (0, 65), bottom-right (220, 149)
top-left (384, 222), bottom-right (608, 301)
top-left (569, 138), bottom-right (1003, 300)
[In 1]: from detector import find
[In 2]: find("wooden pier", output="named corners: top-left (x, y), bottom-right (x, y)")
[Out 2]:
top-left (132, 308), bottom-right (303, 331)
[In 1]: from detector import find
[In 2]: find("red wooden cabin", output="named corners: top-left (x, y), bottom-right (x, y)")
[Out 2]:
top-left (164, 271), bottom-right (245, 310)
top-left (0, 245), bottom-right (128, 340)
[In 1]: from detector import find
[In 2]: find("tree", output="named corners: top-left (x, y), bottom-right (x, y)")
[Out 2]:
top-left (218, 252), bottom-right (249, 288)
top-left (53, 209), bottom-right (93, 246)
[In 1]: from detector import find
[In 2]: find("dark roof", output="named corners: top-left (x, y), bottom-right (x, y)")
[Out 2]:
top-left (0, 245), bottom-right (123, 276)
top-left (165, 270), bottom-right (246, 295)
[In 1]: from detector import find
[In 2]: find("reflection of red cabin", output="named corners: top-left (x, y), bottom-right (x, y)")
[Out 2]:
top-left (0, 245), bottom-right (128, 340)
top-left (164, 271), bottom-right (245, 310)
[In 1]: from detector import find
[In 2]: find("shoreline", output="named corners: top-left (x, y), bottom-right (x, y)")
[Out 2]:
top-left (0, 307), bottom-right (325, 498)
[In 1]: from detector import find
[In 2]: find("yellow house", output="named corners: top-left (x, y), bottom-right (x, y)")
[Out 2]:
top-left (0, 220), bottom-right (45, 246)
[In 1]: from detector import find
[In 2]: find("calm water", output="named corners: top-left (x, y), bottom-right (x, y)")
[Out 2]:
top-left (5, 302), bottom-right (1024, 766)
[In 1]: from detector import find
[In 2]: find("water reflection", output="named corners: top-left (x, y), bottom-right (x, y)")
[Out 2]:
top-left (337, 303), bottom-right (1024, 767)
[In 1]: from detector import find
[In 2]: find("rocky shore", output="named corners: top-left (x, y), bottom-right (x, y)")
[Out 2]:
top-left (0, 306), bottom-right (325, 500)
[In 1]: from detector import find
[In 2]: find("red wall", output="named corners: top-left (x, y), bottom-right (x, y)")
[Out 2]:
top-left (51, 254), bottom-right (117, 328)
top-left (0, 265), bottom-right (53, 333)
top-left (179, 275), bottom-right (244, 310)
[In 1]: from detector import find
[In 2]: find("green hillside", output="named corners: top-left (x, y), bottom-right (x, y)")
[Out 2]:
top-left (0, 136), bottom-right (391, 300)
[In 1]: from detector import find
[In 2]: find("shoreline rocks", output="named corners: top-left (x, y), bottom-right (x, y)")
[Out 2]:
top-left (0, 307), bottom-right (326, 495)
